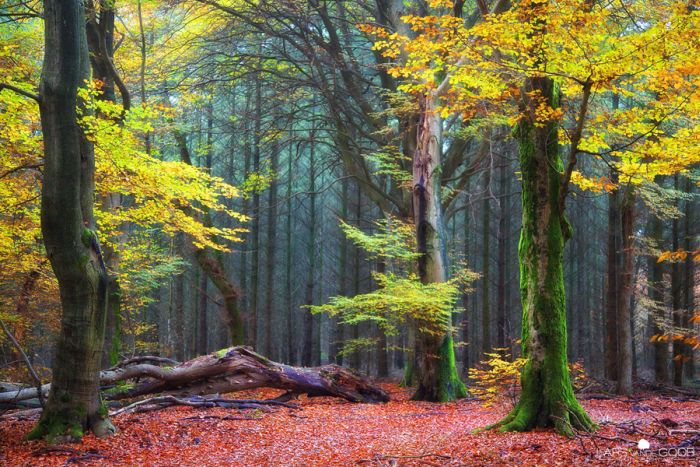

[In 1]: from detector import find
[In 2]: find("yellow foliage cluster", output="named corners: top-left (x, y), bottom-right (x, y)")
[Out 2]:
top-left (469, 352), bottom-right (590, 407)
top-left (360, 0), bottom-right (700, 189)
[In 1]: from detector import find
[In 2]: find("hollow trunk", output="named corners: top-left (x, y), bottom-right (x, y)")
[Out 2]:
top-left (492, 77), bottom-right (594, 436)
top-left (30, 0), bottom-right (115, 441)
top-left (411, 94), bottom-right (466, 402)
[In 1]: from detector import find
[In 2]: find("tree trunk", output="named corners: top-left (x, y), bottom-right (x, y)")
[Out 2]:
top-left (410, 94), bottom-right (466, 402)
top-left (285, 144), bottom-right (294, 364)
top-left (302, 133), bottom-right (317, 367)
top-left (671, 174), bottom-right (683, 386)
top-left (496, 157), bottom-right (508, 349)
top-left (197, 270), bottom-right (209, 355)
top-left (174, 131), bottom-right (244, 346)
top-left (4, 348), bottom-right (390, 405)
top-left (604, 176), bottom-right (620, 381)
top-left (616, 188), bottom-right (635, 395)
top-left (492, 77), bottom-right (594, 436)
top-left (173, 235), bottom-right (186, 361)
top-left (330, 176), bottom-right (349, 365)
top-left (250, 79), bottom-right (262, 350)
top-left (481, 172), bottom-right (491, 356)
top-left (30, 0), bottom-right (115, 441)
top-left (263, 141), bottom-right (279, 359)
top-left (647, 214), bottom-right (670, 382)
top-left (682, 177), bottom-right (695, 381)
top-left (100, 348), bottom-right (388, 403)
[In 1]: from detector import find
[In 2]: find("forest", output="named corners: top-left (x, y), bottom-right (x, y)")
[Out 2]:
top-left (0, 0), bottom-right (698, 464)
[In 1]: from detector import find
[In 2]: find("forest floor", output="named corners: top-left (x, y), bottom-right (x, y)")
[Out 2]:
top-left (1, 384), bottom-right (699, 466)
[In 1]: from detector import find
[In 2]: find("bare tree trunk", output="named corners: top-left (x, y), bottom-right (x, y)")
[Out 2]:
top-left (30, 0), bottom-right (115, 441)
top-left (174, 131), bottom-right (244, 346)
top-left (481, 171), bottom-right (491, 356)
top-left (411, 94), bottom-right (466, 402)
top-left (285, 144), bottom-right (294, 364)
top-left (682, 177), bottom-right (695, 381)
top-left (672, 174), bottom-right (683, 386)
top-left (605, 175), bottom-right (620, 381)
top-left (330, 176), bottom-right (349, 365)
top-left (263, 142), bottom-right (279, 359)
top-left (302, 134), bottom-right (317, 367)
top-left (251, 78), bottom-right (262, 350)
top-left (496, 157), bottom-right (507, 349)
top-left (197, 270), bottom-right (208, 355)
top-left (648, 213), bottom-right (670, 382)
top-left (616, 188), bottom-right (635, 395)
top-left (173, 233), bottom-right (186, 361)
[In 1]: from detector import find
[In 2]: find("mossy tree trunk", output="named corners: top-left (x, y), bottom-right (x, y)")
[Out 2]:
top-left (30, 0), bottom-right (115, 442)
top-left (411, 93), bottom-right (466, 402)
top-left (491, 76), bottom-right (595, 436)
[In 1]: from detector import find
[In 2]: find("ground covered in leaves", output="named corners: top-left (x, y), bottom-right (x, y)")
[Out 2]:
top-left (1, 384), bottom-right (699, 466)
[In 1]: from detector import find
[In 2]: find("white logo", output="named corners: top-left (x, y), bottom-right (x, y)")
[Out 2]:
top-left (637, 439), bottom-right (650, 450)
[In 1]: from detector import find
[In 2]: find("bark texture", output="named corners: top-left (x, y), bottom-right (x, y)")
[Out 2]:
top-left (491, 77), bottom-right (594, 436)
top-left (102, 347), bottom-right (390, 403)
top-left (411, 94), bottom-right (466, 402)
top-left (30, 0), bottom-right (115, 442)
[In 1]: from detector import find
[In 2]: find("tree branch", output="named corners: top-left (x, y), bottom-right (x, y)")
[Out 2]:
top-left (0, 83), bottom-right (40, 103)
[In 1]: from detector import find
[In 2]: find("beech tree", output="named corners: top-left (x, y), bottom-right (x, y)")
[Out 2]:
top-left (29, 0), bottom-right (115, 441)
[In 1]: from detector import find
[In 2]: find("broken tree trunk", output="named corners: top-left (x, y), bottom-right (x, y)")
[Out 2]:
top-left (1, 347), bottom-right (389, 405)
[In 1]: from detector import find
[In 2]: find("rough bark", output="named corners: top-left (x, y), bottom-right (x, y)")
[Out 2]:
top-left (104, 347), bottom-right (390, 403)
top-left (491, 77), bottom-right (594, 436)
top-left (30, 0), bottom-right (115, 442)
top-left (2, 348), bottom-right (390, 405)
top-left (411, 94), bottom-right (466, 402)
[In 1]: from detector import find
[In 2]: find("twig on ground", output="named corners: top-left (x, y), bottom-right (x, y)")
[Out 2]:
top-left (356, 453), bottom-right (452, 464)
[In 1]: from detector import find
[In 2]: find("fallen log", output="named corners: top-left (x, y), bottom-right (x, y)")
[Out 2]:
top-left (0, 347), bottom-right (389, 405)
top-left (103, 346), bottom-right (390, 403)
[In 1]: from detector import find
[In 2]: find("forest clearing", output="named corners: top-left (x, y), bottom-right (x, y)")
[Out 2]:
top-left (0, 0), bottom-right (699, 464)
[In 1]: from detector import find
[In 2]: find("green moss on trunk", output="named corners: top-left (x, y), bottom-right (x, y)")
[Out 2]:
top-left (490, 76), bottom-right (595, 436)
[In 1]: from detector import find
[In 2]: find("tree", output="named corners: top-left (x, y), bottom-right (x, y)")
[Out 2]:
top-left (28, 0), bottom-right (115, 441)
top-left (366, 0), bottom-right (699, 434)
